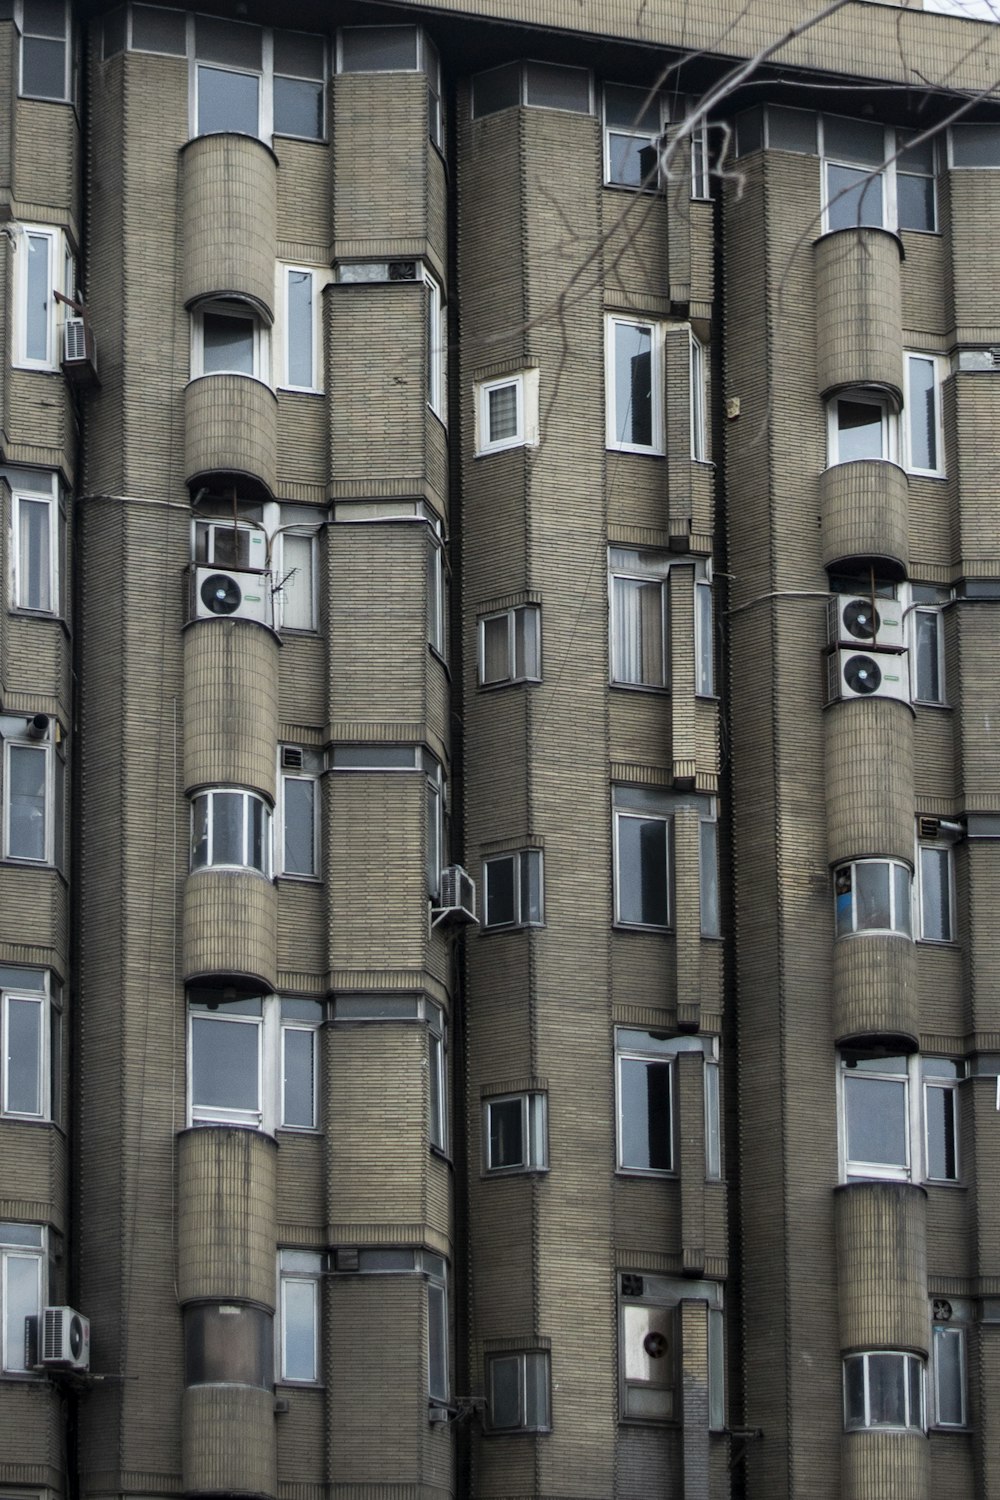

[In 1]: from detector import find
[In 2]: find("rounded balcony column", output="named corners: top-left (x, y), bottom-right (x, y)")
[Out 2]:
top-left (183, 868), bottom-right (278, 994)
top-left (825, 698), bottom-right (915, 866)
top-left (180, 134), bottom-right (278, 319)
top-left (184, 618), bottom-right (280, 802)
top-left (185, 375), bottom-right (278, 501)
top-left (840, 1429), bottom-right (928, 1500)
top-left (819, 461), bottom-right (909, 577)
top-left (177, 1127), bottom-right (277, 1307)
top-left (182, 1384), bottom-right (277, 1499)
top-left (835, 1182), bottom-right (928, 1353)
top-left (815, 228), bottom-right (904, 401)
top-left (832, 933), bottom-right (918, 1048)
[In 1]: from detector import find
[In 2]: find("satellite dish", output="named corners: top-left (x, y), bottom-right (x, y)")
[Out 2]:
top-left (843, 597), bottom-right (879, 641)
top-left (843, 653), bottom-right (881, 695)
top-left (200, 572), bottom-right (242, 616)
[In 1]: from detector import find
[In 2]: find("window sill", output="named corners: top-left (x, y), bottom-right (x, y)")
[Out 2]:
top-left (276, 872), bottom-right (322, 885)
top-left (605, 444), bottom-right (666, 458)
top-left (616, 1167), bottom-right (677, 1181)
top-left (479, 922), bottom-right (546, 936)
top-left (912, 699), bottom-right (951, 711)
top-left (610, 680), bottom-right (671, 695)
top-left (916, 936), bottom-right (958, 948)
top-left (483, 1166), bottom-right (549, 1180)
top-left (478, 676), bottom-right (542, 692)
top-left (613, 921), bottom-right (673, 935)
top-left (483, 1426), bottom-right (552, 1438)
top-left (429, 1143), bottom-right (453, 1168)
top-left (278, 384), bottom-right (325, 397)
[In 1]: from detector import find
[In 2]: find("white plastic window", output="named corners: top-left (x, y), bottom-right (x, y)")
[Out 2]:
top-left (904, 353), bottom-right (945, 476)
top-left (279, 773), bottom-right (318, 878)
top-left (10, 472), bottom-right (59, 612)
top-left (0, 1224), bottom-right (45, 1374)
top-left (827, 393), bottom-right (896, 466)
top-left (478, 605), bottom-right (541, 686)
top-left (277, 1250), bottom-right (322, 1383)
top-left (2, 732), bottom-right (52, 865)
top-left (482, 849), bottom-right (543, 929)
top-left (191, 300), bottom-right (269, 382)
top-left (1, 977), bottom-right (52, 1121)
top-left (603, 83), bottom-right (664, 189)
top-left (18, 0), bottom-right (71, 101)
top-left (843, 1351), bottom-right (924, 1432)
top-left (606, 316), bottom-right (664, 453)
top-left (834, 858), bottom-right (912, 937)
top-left (484, 1093), bottom-right (547, 1173)
top-left (189, 995), bottom-right (322, 1132)
top-left (190, 788), bottom-right (272, 875)
top-left (609, 548), bottom-right (670, 688)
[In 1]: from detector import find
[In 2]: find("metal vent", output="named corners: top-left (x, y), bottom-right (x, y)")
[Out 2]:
top-left (388, 260), bottom-right (418, 281)
top-left (621, 1274), bottom-right (644, 1298)
top-left (281, 745), bottom-right (304, 771)
top-left (917, 815), bottom-right (940, 841)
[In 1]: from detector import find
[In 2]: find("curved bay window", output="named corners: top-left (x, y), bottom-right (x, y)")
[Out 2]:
top-left (834, 859), bottom-right (912, 938)
top-left (843, 1351), bottom-right (925, 1432)
top-left (191, 788), bottom-right (272, 875)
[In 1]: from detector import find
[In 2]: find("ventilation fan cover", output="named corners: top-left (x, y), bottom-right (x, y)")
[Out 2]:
top-left (200, 572), bottom-right (243, 616)
top-left (842, 598), bottom-right (879, 641)
top-left (843, 653), bottom-right (882, 695)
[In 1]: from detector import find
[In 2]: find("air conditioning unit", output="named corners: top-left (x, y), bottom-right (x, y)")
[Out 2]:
top-left (432, 864), bottom-right (477, 926)
top-left (41, 1307), bottom-right (90, 1372)
top-left (828, 594), bottom-right (905, 652)
top-left (61, 316), bottom-right (99, 386)
top-left (827, 648), bottom-right (909, 705)
top-left (193, 566), bottom-right (271, 626)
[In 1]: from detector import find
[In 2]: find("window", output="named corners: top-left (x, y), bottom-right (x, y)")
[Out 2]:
top-left (482, 849), bottom-right (543, 929)
top-left (427, 1004), bottom-right (447, 1152)
top-left (843, 1351), bottom-right (924, 1432)
top-left (483, 1092), bottom-right (547, 1173)
top-left (910, 588), bottom-right (946, 704)
top-left (426, 273), bottom-right (446, 420)
top-left (426, 522), bottom-right (448, 659)
top-left (338, 27), bottom-right (442, 150)
top-left (190, 788), bottom-right (272, 875)
top-left (278, 751), bottom-right (320, 878)
top-left (606, 317), bottom-right (663, 453)
top-left (282, 268), bottom-right (319, 391)
top-left (0, 1224), bottom-right (45, 1374)
top-left (695, 579), bottom-right (715, 698)
top-left (951, 122), bottom-right (1000, 168)
top-left (475, 371), bottom-right (539, 455)
top-left (917, 838), bottom-right (954, 943)
top-left (834, 859), bottom-right (912, 938)
top-left (615, 1030), bottom-right (721, 1178)
top-left (699, 814), bottom-right (720, 938)
top-left (425, 1254), bottom-right (449, 1402)
top-left (1, 968), bottom-right (57, 1122)
top-left (839, 1050), bottom-right (962, 1183)
top-left (618, 1272), bottom-right (724, 1426)
top-left (191, 18), bottom-right (325, 144)
top-left (18, 0), bottom-right (71, 101)
top-left (191, 300), bottom-right (269, 382)
top-left (690, 118), bottom-right (711, 199)
top-left (276, 530), bottom-right (317, 632)
top-left (272, 30), bottom-right (325, 141)
top-left (425, 757), bottom-right (447, 899)
top-left (897, 130), bottom-right (937, 233)
top-left (2, 716), bottom-right (55, 865)
top-left (823, 115), bottom-right (886, 231)
top-left (9, 470), bottom-right (59, 612)
top-left (478, 604), bottom-right (541, 686)
top-left (690, 333), bottom-right (707, 461)
top-left (184, 1301), bottom-right (273, 1388)
top-left (277, 1250), bottom-right (322, 1384)
top-left (828, 393), bottom-right (896, 466)
top-left (188, 994), bottom-right (323, 1132)
top-left (904, 354), bottom-right (945, 476)
top-left (931, 1300), bottom-right (968, 1429)
top-left (487, 1350), bottom-right (551, 1431)
top-left (613, 787), bottom-right (685, 929)
top-left (603, 83), bottom-right (664, 189)
top-left (13, 225), bottom-right (74, 370)
top-left (125, 4), bottom-right (186, 56)
top-left (472, 60), bottom-right (592, 118)
top-left (609, 548), bottom-right (670, 688)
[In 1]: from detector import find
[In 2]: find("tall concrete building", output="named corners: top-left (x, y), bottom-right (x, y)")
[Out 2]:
top-left (1, 0), bottom-right (1000, 1494)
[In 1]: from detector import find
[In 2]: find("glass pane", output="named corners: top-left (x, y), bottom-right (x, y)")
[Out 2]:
top-left (485, 856), bottom-right (516, 927)
top-left (614, 323), bottom-right (653, 446)
top-left (4, 1254), bottom-right (39, 1372)
top-left (191, 1014), bottom-right (259, 1113)
top-left (482, 614), bottom-right (509, 684)
top-left (907, 357), bottom-right (937, 469)
top-left (427, 1282), bottom-right (447, 1399)
top-left (868, 1353), bottom-right (905, 1426)
top-left (281, 535), bottom-right (314, 631)
top-left (489, 1098), bottom-right (524, 1169)
top-left (202, 310), bottom-right (255, 374)
top-left (491, 1355), bottom-right (521, 1427)
top-left (211, 792), bottom-right (243, 866)
top-left (844, 1355), bottom-right (866, 1425)
top-left (767, 107), bottom-right (817, 153)
top-left (605, 83), bottom-right (659, 133)
top-left (826, 163), bottom-right (883, 230)
top-left (18, 499), bottom-right (51, 610)
top-left (926, 1085), bottom-right (957, 1180)
top-left (617, 815), bottom-right (668, 926)
top-left (915, 613), bottom-right (941, 702)
top-left (898, 173), bottom-right (935, 233)
top-left (282, 1027), bottom-right (315, 1128)
top-left (285, 272), bottom-right (314, 386)
top-left (524, 62), bottom-right (590, 113)
top-left (6, 997), bottom-right (42, 1115)
top-left (845, 1075), bottom-right (907, 1168)
top-left (25, 233), bottom-right (51, 362)
top-left (951, 123), bottom-right (1000, 168)
top-left (472, 62), bottom-right (520, 117)
top-left (196, 15), bottom-right (261, 67)
top-left (184, 1302), bottom-right (272, 1387)
top-left (705, 1063), bottom-right (721, 1178)
top-left (283, 778), bottom-right (315, 875)
top-left (197, 65), bottom-right (259, 137)
top-left (8, 745), bottom-right (47, 861)
top-left (836, 399), bottom-right (885, 461)
top-left (934, 1328), bottom-right (964, 1425)
top-left (102, 5), bottom-right (125, 57)
top-left (22, 35), bottom-right (65, 98)
top-left (893, 863), bottom-right (912, 935)
top-left (340, 25), bottom-right (417, 71)
top-left (825, 115), bottom-right (884, 166)
top-left (920, 847), bottom-right (949, 940)
top-left (282, 1280), bottom-right (317, 1380)
top-left (700, 820), bottom-right (720, 937)
top-left (248, 798), bottom-right (266, 872)
top-left (908, 1356), bottom-right (923, 1428)
top-left (524, 1351), bottom-right (550, 1426)
top-left (191, 796), bottom-right (209, 868)
top-left (697, 584), bottom-right (714, 695)
top-left (428, 1029), bottom-right (445, 1148)
top-left (274, 30), bottom-right (324, 77)
top-left (487, 383), bottom-right (518, 442)
top-left (613, 578), bottom-right (665, 685)
top-left (514, 606), bottom-right (540, 679)
top-left (854, 862), bottom-right (891, 930)
top-left (735, 108), bottom-right (763, 156)
top-left (522, 849), bottom-right (543, 924)
top-left (274, 77), bottom-right (323, 140)
top-left (620, 1056), bottom-right (672, 1170)
top-left (131, 4), bottom-right (186, 54)
top-left (608, 131), bottom-right (657, 188)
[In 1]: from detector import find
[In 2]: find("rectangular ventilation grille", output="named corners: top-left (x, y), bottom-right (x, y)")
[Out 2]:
top-left (388, 260), bottom-right (418, 281)
top-left (281, 745), bottom-right (304, 770)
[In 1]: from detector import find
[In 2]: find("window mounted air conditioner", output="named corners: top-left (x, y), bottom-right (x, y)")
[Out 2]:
top-left (61, 316), bottom-right (99, 386)
top-left (193, 566), bottom-right (271, 626)
top-left (827, 647), bottom-right (909, 705)
top-left (432, 864), bottom-right (477, 926)
top-left (41, 1306), bottom-right (90, 1372)
top-left (828, 594), bottom-right (905, 652)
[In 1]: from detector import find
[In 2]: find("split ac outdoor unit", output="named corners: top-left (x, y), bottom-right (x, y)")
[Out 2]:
top-left (41, 1306), bottom-right (90, 1372)
top-left (194, 566), bottom-right (271, 625)
top-left (432, 864), bottom-right (477, 926)
top-left (827, 648), bottom-right (910, 705)
top-left (828, 594), bottom-right (905, 652)
top-left (61, 316), bottom-right (99, 385)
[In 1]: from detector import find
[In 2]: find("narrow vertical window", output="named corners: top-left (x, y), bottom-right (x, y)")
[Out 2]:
top-left (932, 1318), bottom-right (966, 1428)
top-left (923, 1059), bottom-right (960, 1182)
top-left (905, 354), bottom-right (943, 476)
top-left (484, 1093), bottom-right (548, 1173)
top-left (603, 83), bottom-right (662, 188)
top-left (690, 333), bottom-right (707, 461)
top-left (479, 604), bottom-right (541, 686)
top-left (20, 0), bottom-right (70, 101)
top-left (695, 580), bottom-right (714, 696)
top-left (277, 1250), bottom-right (323, 1383)
top-left (699, 816), bottom-right (720, 937)
top-left (616, 1030), bottom-right (675, 1173)
top-left (482, 849), bottom-right (544, 929)
top-left (487, 1350), bottom-right (551, 1431)
top-left (20, 230), bottom-right (54, 367)
top-left (896, 130), bottom-right (937, 234)
top-left (280, 773), bottom-right (317, 878)
top-left (426, 1259), bottom-right (449, 1402)
top-left (426, 274), bottom-right (446, 419)
top-left (4, 740), bottom-right (50, 863)
top-left (912, 604), bottom-right (945, 704)
top-left (284, 269), bottom-right (315, 390)
top-left (13, 491), bottom-right (56, 612)
top-left (609, 549), bottom-right (670, 688)
top-left (1, 1231), bottom-right (45, 1373)
top-left (278, 532), bottom-right (316, 632)
top-left (607, 317), bottom-right (662, 452)
top-left (280, 1001), bottom-right (319, 1130)
top-left (614, 791), bottom-right (672, 928)
top-left (426, 528), bottom-right (448, 658)
top-left (918, 843), bottom-right (953, 943)
top-left (691, 119), bottom-right (711, 199)
top-left (273, 31), bottom-right (325, 140)
top-left (428, 1006), bottom-right (447, 1152)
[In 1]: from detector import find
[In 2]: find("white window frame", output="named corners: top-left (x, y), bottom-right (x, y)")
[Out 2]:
top-left (426, 521), bottom-right (448, 659)
top-left (609, 548), bottom-right (671, 689)
top-left (185, 19), bottom-right (326, 144)
top-left (922, 1058), bottom-right (962, 1184)
top-left (699, 813), bottom-right (720, 938)
top-left (618, 1272), bottom-right (724, 1428)
top-left (602, 83), bottom-right (667, 190)
top-left (695, 578), bottom-right (714, 698)
top-left (1, 983), bottom-right (51, 1121)
top-left (2, 727), bottom-right (54, 866)
top-left (819, 115), bottom-right (888, 235)
top-left (10, 472), bottom-right (59, 614)
top-left (895, 128), bottom-right (938, 234)
top-left (690, 118), bottom-right (711, 200)
top-left (280, 266), bottom-right (322, 393)
top-left (475, 371), bottom-right (539, 456)
top-left (277, 1250), bottom-right (323, 1385)
top-left (486, 1349), bottom-right (551, 1432)
top-left (278, 767), bottom-right (319, 880)
top-left (190, 787), bottom-right (272, 876)
top-left (0, 1225), bottom-right (46, 1375)
top-left (838, 1051), bottom-right (962, 1185)
top-left (903, 353), bottom-right (945, 477)
top-left (916, 838), bottom-right (955, 944)
top-left (931, 1313), bottom-right (968, 1429)
top-left (478, 604), bottom-right (542, 686)
top-left (843, 1351), bottom-right (925, 1432)
top-left (190, 299), bottom-right (270, 384)
top-left (909, 596), bottom-right (946, 705)
top-left (833, 857), bottom-right (912, 938)
top-left (426, 272), bottom-right (446, 421)
top-left (482, 849), bottom-right (544, 929)
top-left (690, 332), bottom-right (707, 461)
top-left (275, 529), bottom-right (318, 632)
top-left (13, 225), bottom-right (68, 371)
top-left (615, 1029), bottom-right (677, 1176)
top-left (188, 995), bottom-right (322, 1133)
top-left (606, 315), bottom-right (665, 455)
top-left (425, 1255), bottom-right (449, 1403)
top-left (17, 0), bottom-right (72, 102)
top-left (613, 790), bottom-right (673, 930)
top-left (483, 1092), bottom-right (548, 1174)
top-left (425, 756), bottom-right (446, 899)
top-left (827, 392), bottom-right (897, 467)
top-left (193, 55), bottom-right (265, 140)
top-left (428, 1004), bottom-right (447, 1154)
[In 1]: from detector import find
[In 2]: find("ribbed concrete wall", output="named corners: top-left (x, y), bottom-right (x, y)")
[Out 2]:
top-left (183, 869), bottom-right (278, 992)
top-left (832, 933), bottom-right (918, 1045)
top-left (815, 228), bottom-right (903, 400)
top-left (183, 620), bottom-right (279, 801)
top-left (177, 1127), bottom-right (277, 1307)
top-left (181, 1383), bottom-right (277, 1498)
top-left (840, 1430), bottom-right (928, 1499)
top-left (185, 375), bottom-right (278, 497)
top-left (181, 134), bottom-right (277, 318)
top-left (825, 698), bottom-right (915, 865)
top-left (819, 461), bottom-right (909, 575)
top-left (835, 1182), bottom-right (928, 1352)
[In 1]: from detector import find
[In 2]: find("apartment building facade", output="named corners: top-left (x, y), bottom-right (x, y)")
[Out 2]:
top-left (1, 0), bottom-right (999, 1496)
